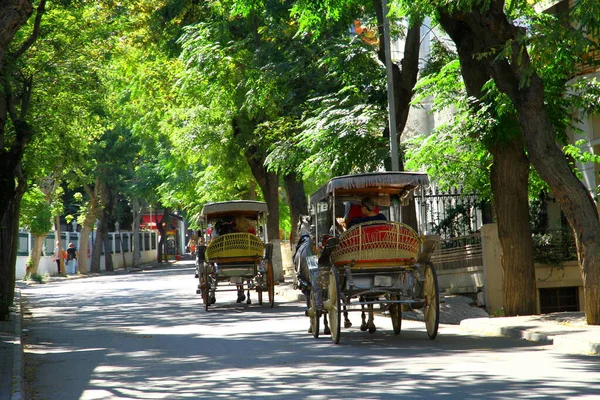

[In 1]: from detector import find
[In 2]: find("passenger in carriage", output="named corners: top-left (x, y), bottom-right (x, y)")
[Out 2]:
top-left (344, 201), bottom-right (363, 229)
top-left (234, 215), bottom-right (256, 234)
top-left (213, 218), bottom-right (235, 237)
top-left (346, 197), bottom-right (386, 229)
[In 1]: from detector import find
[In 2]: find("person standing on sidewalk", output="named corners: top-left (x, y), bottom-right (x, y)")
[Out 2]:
top-left (52, 241), bottom-right (62, 275)
top-left (66, 243), bottom-right (78, 274)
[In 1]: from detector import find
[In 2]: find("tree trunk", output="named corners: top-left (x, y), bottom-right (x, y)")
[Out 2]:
top-left (0, 0), bottom-right (33, 69)
top-left (490, 138), bottom-right (536, 315)
top-left (374, 0), bottom-right (422, 230)
top-left (0, 206), bottom-right (18, 319)
top-left (54, 218), bottom-right (64, 274)
top-left (0, 172), bottom-right (25, 320)
top-left (78, 225), bottom-right (92, 274)
top-left (373, 0), bottom-right (421, 144)
top-left (283, 173), bottom-right (308, 247)
top-left (0, 1), bottom-right (43, 320)
top-left (91, 210), bottom-right (108, 273)
top-left (512, 83), bottom-right (600, 323)
top-left (246, 153), bottom-right (283, 282)
top-left (132, 198), bottom-right (142, 267)
top-left (157, 208), bottom-right (169, 263)
top-left (90, 227), bottom-right (101, 273)
top-left (439, 11), bottom-right (536, 316)
top-left (441, 1), bottom-right (600, 324)
top-left (103, 232), bottom-right (114, 272)
top-left (231, 114), bottom-right (284, 281)
top-left (29, 233), bottom-right (45, 275)
top-left (81, 179), bottom-right (102, 273)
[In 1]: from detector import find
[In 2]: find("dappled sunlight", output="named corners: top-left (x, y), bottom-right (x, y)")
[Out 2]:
top-left (21, 264), bottom-right (600, 399)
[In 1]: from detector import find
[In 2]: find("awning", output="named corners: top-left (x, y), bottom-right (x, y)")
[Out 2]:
top-left (200, 200), bottom-right (269, 218)
top-left (310, 172), bottom-right (429, 205)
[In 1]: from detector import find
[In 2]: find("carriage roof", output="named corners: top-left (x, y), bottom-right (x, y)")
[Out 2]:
top-left (310, 172), bottom-right (429, 205)
top-left (200, 200), bottom-right (268, 219)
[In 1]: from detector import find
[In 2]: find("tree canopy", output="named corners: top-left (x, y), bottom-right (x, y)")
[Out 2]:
top-left (1, 0), bottom-right (600, 323)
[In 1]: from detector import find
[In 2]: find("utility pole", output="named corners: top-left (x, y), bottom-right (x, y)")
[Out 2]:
top-left (382, 0), bottom-right (399, 171)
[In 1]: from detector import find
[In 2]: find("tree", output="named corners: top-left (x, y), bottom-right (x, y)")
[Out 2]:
top-left (0, 0), bottom-right (44, 320)
top-left (276, 0), bottom-right (423, 228)
top-left (177, 2), bottom-right (325, 279)
top-left (19, 185), bottom-right (53, 275)
top-left (398, 0), bottom-right (600, 324)
top-left (408, 31), bottom-right (537, 315)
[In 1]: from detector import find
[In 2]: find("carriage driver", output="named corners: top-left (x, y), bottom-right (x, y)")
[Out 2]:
top-left (346, 197), bottom-right (386, 229)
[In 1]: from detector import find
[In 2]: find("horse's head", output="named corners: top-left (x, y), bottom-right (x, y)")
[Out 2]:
top-left (297, 215), bottom-right (312, 237)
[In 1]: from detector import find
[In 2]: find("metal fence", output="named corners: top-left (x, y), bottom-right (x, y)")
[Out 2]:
top-left (416, 186), bottom-right (484, 240)
top-left (431, 233), bottom-right (483, 271)
top-left (532, 227), bottom-right (578, 265)
top-left (18, 230), bottom-right (157, 257)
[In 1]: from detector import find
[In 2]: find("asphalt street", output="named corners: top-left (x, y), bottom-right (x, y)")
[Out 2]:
top-left (2, 260), bottom-right (600, 400)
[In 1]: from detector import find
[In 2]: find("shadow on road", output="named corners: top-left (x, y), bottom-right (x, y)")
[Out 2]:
top-left (21, 264), bottom-right (600, 400)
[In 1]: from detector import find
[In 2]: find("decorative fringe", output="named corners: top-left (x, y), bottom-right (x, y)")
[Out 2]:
top-left (310, 172), bottom-right (429, 204)
top-left (201, 200), bottom-right (268, 217)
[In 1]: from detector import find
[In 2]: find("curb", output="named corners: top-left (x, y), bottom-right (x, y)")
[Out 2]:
top-left (460, 318), bottom-right (552, 344)
top-left (274, 283), bottom-right (305, 303)
top-left (551, 335), bottom-right (600, 355)
top-left (459, 318), bottom-right (600, 355)
top-left (11, 288), bottom-right (24, 400)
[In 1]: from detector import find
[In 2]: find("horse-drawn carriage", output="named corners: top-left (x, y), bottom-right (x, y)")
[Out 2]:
top-left (294, 172), bottom-right (440, 344)
top-left (196, 200), bottom-right (275, 310)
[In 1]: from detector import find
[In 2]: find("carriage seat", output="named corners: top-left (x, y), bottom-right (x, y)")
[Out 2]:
top-left (205, 232), bottom-right (265, 261)
top-left (330, 221), bottom-right (421, 267)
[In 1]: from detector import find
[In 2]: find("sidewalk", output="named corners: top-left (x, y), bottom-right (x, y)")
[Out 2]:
top-left (459, 311), bottom-right (600, 355)
top-left (1, 285), bottom-right (24, 400)
top-left (275, 281), bottom-right (600, 356)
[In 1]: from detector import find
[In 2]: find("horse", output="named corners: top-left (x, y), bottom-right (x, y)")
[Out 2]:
top-left (293, 215), bottom-right (331, 335)
top-left (293, 215), bottom-right (354, 333)
top-left (359, 296), bottom-right (377, 333)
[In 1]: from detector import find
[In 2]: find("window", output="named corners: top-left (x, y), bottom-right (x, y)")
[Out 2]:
top-left (539, 287), bottom-right (579, 314)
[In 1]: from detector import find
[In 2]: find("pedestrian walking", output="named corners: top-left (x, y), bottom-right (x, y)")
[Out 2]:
top-left (187, 237), bottom-right (197, 257)
top-left (52, 241), bottom-right (62, 275)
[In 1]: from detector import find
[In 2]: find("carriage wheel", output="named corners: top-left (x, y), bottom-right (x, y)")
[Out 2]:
top-left (308, 290), bottom-right (320, 338)
top-left (267, 260), bottom-right (275, 308)
top-left (390, 294), bottom-right (402, 335)
top-left (424, 262), bottom-right (440, 339)
top-left (326, 267), bottom-right (341, 344)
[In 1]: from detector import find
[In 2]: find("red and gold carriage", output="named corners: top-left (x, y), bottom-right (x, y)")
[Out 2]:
top-left (306, 172), bottom-right (440, 343)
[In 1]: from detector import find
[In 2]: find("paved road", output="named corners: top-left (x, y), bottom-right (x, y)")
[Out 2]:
top-left (21, 262), bottom-right (600, 400)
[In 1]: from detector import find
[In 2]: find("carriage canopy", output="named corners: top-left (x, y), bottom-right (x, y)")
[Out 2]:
top-left (310, 172), bottom-right (429, 205)
top-left (200, 200), bottom-right (268, 219)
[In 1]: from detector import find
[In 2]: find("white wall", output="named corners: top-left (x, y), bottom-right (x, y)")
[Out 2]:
top-left (16, 230), bottom-right (159, 279)
top-left (15, 247), bottom-right (159, 279)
